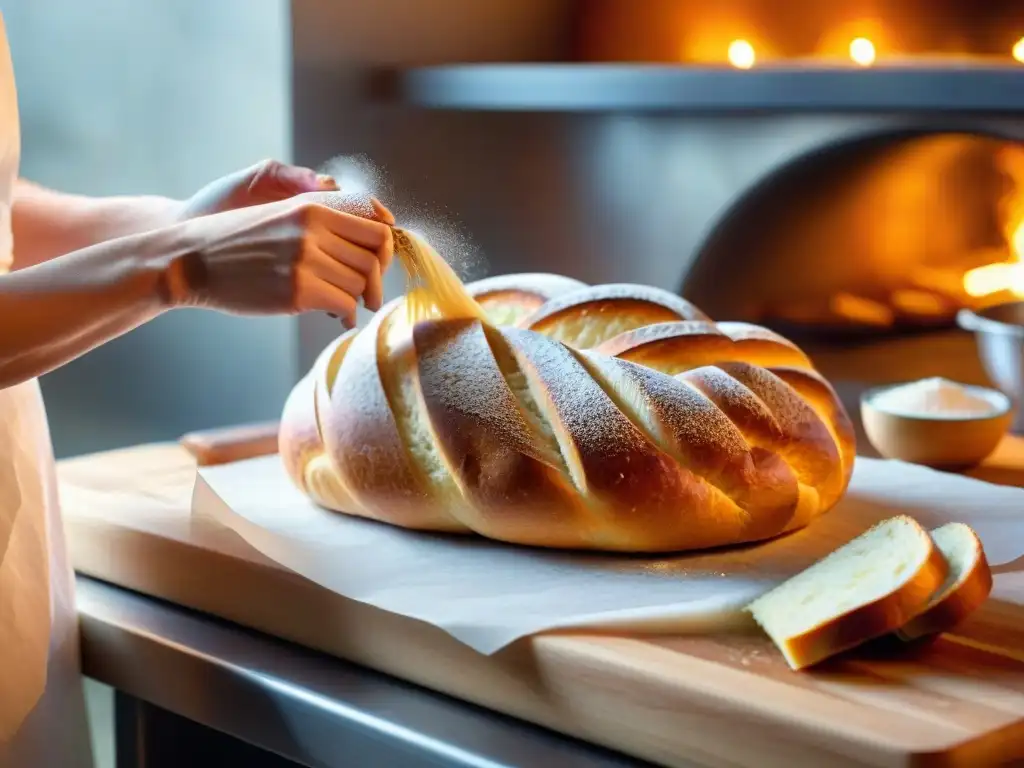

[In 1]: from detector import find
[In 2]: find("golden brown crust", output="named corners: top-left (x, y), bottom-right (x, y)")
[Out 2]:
top-left (411, 319), bottom-right (592, 546)
top-left (520, 284), bottom-right (711, 349)
top-left (319, 306), bottom-right (460, 531)
top-left (279, 275), bottom-right (855, 552)
top-left (500, 326), bottom-right (736, 551)
top-left (278, 371), bottom-right (320, 494)
top-left (766, 366), bottom-right (857, 492)
top-left (467, 272), bottom-right (588, 326)
top-left (576, 352), bottom-right (805, 544)
top-left (896, 524), bottom-right (993, 642)
top-left (596, 321), bottom-right (813, 374)
top-left (685, 364), bottom-right (845, 519)
top-left (778, 518), bottom-right (949, 670)
top-left (279, 332), bottom-right (355, 495)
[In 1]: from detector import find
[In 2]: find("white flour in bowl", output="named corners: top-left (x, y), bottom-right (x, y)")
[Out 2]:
top-left (869, 377), bottom-right (1006, 419)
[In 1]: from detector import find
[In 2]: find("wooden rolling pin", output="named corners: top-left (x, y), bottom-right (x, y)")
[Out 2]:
top-left (179, 421), bottom-right (280, 467)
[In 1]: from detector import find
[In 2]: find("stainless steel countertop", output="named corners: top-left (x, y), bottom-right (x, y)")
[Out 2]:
top-left (76, 577), bottom-right (658, 768)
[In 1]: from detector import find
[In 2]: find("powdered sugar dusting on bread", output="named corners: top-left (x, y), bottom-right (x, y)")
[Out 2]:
top-left (522, 285), bottom-right (710, 349)
top-left (279, 270), bottom-right (855, 552)
top-left (413, 319), bottom-right (561, 469)
top-left (712, 363), bottom-right (843, 502)
top-left (602, 357), bottom-right (800, 519)
top-left (524, 284), bottom-right (708, 325)
top-left (501, 327), bottom-right (734, 548)
top-left (500, 328), bottom-right (652, 463)
top-left (467, 272), bottom-right (588, 302)
top-left (597, 321), bottom-right (813, 374)
top-left (468, 273), bottom-right (591, 328)
top-left (321, 305), bottom-right (462, 530)
top-left (768, 367), bottom-right (856, 487)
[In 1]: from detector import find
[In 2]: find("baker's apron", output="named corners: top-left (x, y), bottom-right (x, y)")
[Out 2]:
top-left (0, 11), bottom-right (94, 768)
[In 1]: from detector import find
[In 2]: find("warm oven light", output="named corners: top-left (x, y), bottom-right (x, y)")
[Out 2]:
top-left (728, 40), bottom-right (756, 69)
top-left (849, 38), bottom-right (876, 66)
top-left (1014, 37), bottom-right (1024, 63)
top-left (964, 262), bottom-right (1024, 298)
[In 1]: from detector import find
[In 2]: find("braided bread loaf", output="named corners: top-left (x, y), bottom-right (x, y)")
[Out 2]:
top-left (280, 274), bottom-right (855, 553)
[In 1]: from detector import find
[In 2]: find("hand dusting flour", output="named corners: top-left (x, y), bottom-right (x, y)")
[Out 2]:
top-left (317, 154), bottom-right (486, 281)
top-left (869, 377), bottom-right (1007, 419)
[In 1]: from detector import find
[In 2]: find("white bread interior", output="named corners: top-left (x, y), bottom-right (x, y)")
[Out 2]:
top-left (896, 522), bottom-right (993, 642)
top-left (746, 516), bottom-right (948, 670)
top-left (467, 272), bottom-right (587, 327)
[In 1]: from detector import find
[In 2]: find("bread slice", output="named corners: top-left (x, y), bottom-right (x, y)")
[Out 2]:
top-left (746, 516), bottom-right (948, 670)
top-left (896, 522), bottom-right (993, 642)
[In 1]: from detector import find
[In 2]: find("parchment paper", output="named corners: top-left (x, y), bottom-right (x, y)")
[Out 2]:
top-left (197, 455), bottom-right (1024, 655)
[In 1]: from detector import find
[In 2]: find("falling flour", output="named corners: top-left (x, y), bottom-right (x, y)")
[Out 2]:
top-left (317, 154), bottom-right (486, 281)
top-left (869, 377), bottom-right (1004, 419)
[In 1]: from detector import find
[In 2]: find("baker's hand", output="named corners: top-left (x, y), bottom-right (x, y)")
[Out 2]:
top-left (178, 159), bottom-right (341, 219)
top-left (165, 193), bottom-right (394, 328)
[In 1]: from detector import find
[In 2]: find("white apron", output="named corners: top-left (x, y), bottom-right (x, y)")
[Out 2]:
top-left (0, 12), bottom-right (94, 768)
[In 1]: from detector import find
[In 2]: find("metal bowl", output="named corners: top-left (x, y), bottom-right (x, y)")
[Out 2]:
top-left (958, 302), bottom-right (1024, 432)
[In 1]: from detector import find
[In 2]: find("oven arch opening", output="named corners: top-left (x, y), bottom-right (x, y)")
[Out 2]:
top-left (680, 126), bottom-right (1024, 339)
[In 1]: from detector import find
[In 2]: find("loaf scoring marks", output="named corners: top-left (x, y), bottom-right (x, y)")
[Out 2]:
top-left (284, 279), bottom-right (855, 552)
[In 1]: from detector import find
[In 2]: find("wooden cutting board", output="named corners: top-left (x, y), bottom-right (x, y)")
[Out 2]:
top-left (58, 439), bottom-right (1024, 768)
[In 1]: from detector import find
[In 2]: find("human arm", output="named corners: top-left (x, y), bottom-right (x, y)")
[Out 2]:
top-left (11, 179), bottom-right (181, 269)
top-left (0, 192), bottom-right (395, 390)
top-left (10, 159), bottom-right (338, 269)
top-left (0, 225), bottom-right (178, 387)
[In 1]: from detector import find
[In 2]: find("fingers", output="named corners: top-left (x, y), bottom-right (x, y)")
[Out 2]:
top-left (370, 198), bottom-right (396, 272)
top-left (316, 174), bottom-right (340, 191)
top-left (313, 206), bottom-right (393, 275)
top-left (307, 246), bottom-right (369, 296)
top-left (295, 269), bottom-right (359, 328)
top-left (302, 194), bottom-right (397, 276)
top-left (365, 258), bottom-right (383, 312)
top-left (292, 196), bottom-right (399, 318)
top-left (312, 238), bottom-right (384, 311)
top-left (377, 223), bottom-right (394, 275)
top-left (371, 197), bottom-right (396, 226)
top-left (306, 191), bottom-right (377, 220)
top-left (251, 159), bottom-right (330, 200)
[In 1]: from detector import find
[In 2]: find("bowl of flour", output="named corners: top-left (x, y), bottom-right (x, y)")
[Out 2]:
top-left (861, 377), bottom-right (1012, 468)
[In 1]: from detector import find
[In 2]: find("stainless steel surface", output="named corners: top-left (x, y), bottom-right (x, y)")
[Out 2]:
top-left (77, 577), bottom-right (659, 768)
top-left (386, 64), bottom-right (1024, 113)
top-left (959, 304), bottom-right (1024, 432)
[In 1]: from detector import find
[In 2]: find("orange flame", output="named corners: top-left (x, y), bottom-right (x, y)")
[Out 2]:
top-left (963, 146), bottom-right (1024, 300)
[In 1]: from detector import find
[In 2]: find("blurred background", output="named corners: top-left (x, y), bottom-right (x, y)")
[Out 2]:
top-left (7, 0), bottom-right (294, 458)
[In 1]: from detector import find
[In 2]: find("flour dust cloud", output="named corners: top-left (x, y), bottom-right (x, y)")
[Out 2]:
top-left (318, 154), bottom-right (486, 282)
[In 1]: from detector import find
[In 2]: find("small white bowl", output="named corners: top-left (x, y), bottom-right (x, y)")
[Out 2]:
top-left (861, 380), bottom-right (1013, 469)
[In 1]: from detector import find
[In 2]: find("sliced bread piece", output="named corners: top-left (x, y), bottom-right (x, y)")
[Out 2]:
top-left (896, 522), bottom-right (993, 642)
top-left (746, 516), bottom-right (948, 670)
